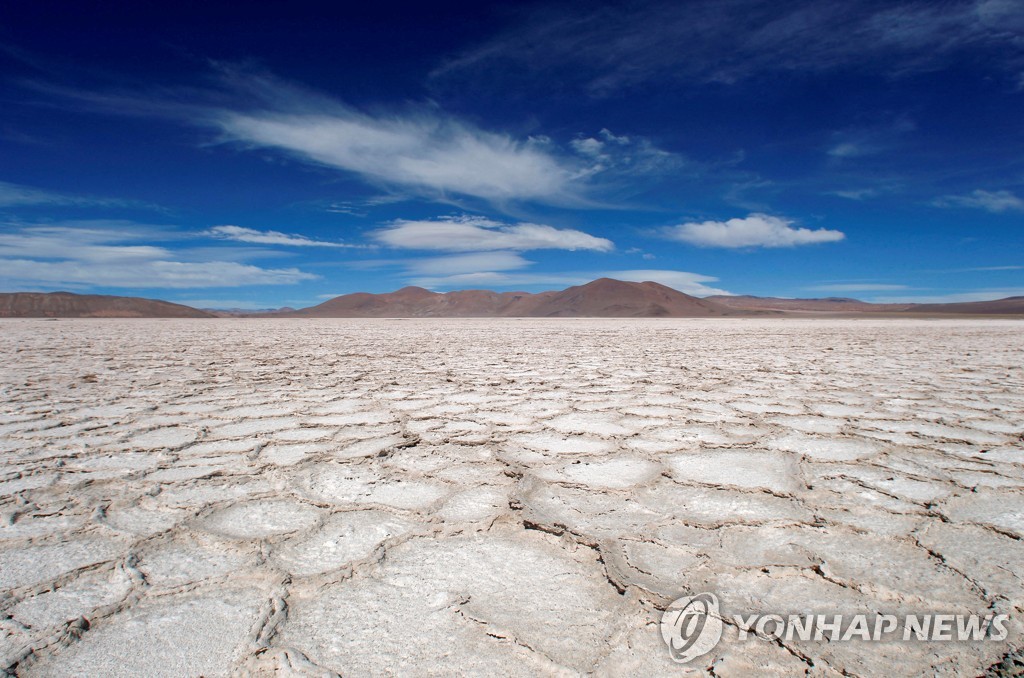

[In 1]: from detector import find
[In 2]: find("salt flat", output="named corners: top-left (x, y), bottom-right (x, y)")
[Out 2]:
top-left (1, 318), bottom-right (1022, 676)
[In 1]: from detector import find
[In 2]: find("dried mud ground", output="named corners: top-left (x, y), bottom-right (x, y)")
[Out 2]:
top-left (1, 318), bottom-right (1023, 677)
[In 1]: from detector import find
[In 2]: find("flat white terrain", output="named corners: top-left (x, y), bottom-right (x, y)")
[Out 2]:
top-left (1, 318), bottom-right (1022, 676)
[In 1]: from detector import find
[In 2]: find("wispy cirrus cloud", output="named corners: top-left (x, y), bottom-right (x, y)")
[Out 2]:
top-left (201, 72), bottom-right (608, 205)
top-left (0, 259), bottom-right (314, 289)
top-left (806, 283), bottom-right (910, 292)
top-left (209, 86), bottom-right (680, 205)
top-left (406, 271), bottom-right (578, 289)
top-left (217, 107), bottom-right (580, 204)
top-left (933, 189), bottom-right (1024, 213)
top-left (826, 118), bottom-right (916, 159)
top-left (370, 215), bottom-right (614, 252)
top-left (0, 180), bottom-right (158, 210)
top-left (403, 252), bottom-right (533, 276)
top-left (939, 265), bottom-right (1023, 272)
top-left (342, 251), bottom-right (536, 277)
top-left (204, 224), bottom-right (359, 248)
top-left (0, 222), bottom-right (316, 288)
top-left (0, 221), bottom-right (172, 260)
top-left (873, 287), bottom-right (1024, 303)
top-left (831, 188), bottom-right (884, 201)
top-left (432, 0), bottom-right (1024, 94)
top-left (33, 70), bottom-right (680, 208)
top-left (663, 213), bottom-right (845, 248)
top-left (169, 298), bottom-right (289, 310)
top-left (568, 128), bottom-right (683, 176)
top-left (320, 194), bottom-right (408, 216)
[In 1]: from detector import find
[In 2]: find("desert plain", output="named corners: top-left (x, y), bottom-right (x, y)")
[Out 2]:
top-left (1, 317), bottom-right (1023, 676)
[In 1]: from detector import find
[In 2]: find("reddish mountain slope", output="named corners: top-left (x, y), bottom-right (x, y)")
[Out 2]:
top-left (907, 296), bottom-right (1024, 315)
top-left (707, 294), bottom-right (1024, 315)
top-left (525, 279), bottom-right (727, 317)
top-left (4, 287), bottom-right (1020, 319)
top-left (292, 279), bottom-right (731, 317)
top-left (0, 292), bottom-right (213, 318)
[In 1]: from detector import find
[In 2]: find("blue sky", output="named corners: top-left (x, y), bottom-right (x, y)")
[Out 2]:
top-left (1, 0), bottom-right (1022, 308)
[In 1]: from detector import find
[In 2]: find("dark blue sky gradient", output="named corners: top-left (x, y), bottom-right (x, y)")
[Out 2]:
top-left (1, 0), bottom-right (1022, 308)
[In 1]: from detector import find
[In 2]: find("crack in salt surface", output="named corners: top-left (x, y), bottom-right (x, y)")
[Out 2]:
top-left (1, 317), bottom-right (1022, 675)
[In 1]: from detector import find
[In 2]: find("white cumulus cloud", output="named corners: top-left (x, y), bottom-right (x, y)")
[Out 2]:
top-left (664, 213), bottom-right (846, 248)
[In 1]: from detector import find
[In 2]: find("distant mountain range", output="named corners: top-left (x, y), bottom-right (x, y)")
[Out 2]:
top-left (707, 294), bottom-right (1024, 315)
top-left (1, 283), bottom-right (1022, 318)
top-left (206, 307), bottom-right (296, 317)
top-left (900, 296), bottom-right (1024, 315)
top-left (287, 278), bottom-right (728, 318)
top-left (0, 292), bottom-right (214, 318)
top-left (706, 295), bottom-right (913, 313)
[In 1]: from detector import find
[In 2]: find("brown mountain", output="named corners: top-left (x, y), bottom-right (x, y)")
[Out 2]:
top-left (291, 278), bottom-right (732, 317)
top-left (0, 292), bottom-right (214, 318)
top-left (906, 296), bottom-right (1024, 315)
top-left (525, 278), bottom-right (727, 317)
top-left (6, 286), bottom-right (1019, 320)
top-left (707, 294), bottom-right (1024, 315)
top-left (208, 307), bottom-right (297, 317)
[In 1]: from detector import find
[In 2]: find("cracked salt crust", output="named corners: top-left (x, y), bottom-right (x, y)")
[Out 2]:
top-left (272, 509), bottom-right (418, 577)
top-left (200, 499), bottom-right (323, 539)
top-left (1, 317), bottom-right (1023, 675)
top-left (665, 449), bottom-right (802, 494)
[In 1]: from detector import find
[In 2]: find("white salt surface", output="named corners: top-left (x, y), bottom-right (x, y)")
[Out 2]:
top-left (1, 317), bottom-right (1022, 675)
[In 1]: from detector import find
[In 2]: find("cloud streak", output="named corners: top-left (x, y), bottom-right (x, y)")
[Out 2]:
top-left (36, 70), bottom-right (681, 208)
top-left (408, 269), bottom-right (730, 296)
top-left (217, 108), bottom-right (580, 203)
top-left (205, 225), bottom-right (358, 248)
top-left (568, 129), bottom-right (683, 176)
top-left (0, 181), bottom-right (157, 210)
top-left (806, 283), bottom-right (910, 292)
top-left (0, 259), bottom-right (314, 289)
top-left (663, 213), bottom-right (845, 248)
top-left (433, 0), bottom-right (1024, 94)
top-left (933, 189), bottom-right (1024, 213)
top-left (826, 118), bottom-right (916, 159)
top-left (0, 223), bottom-right (316, 289)
top-left (403, 252), bottom-right (533, 275)
top-left (370, 216), bottom-right (614, 252)
top-left (873, 287), bottom-right (1024, 303)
